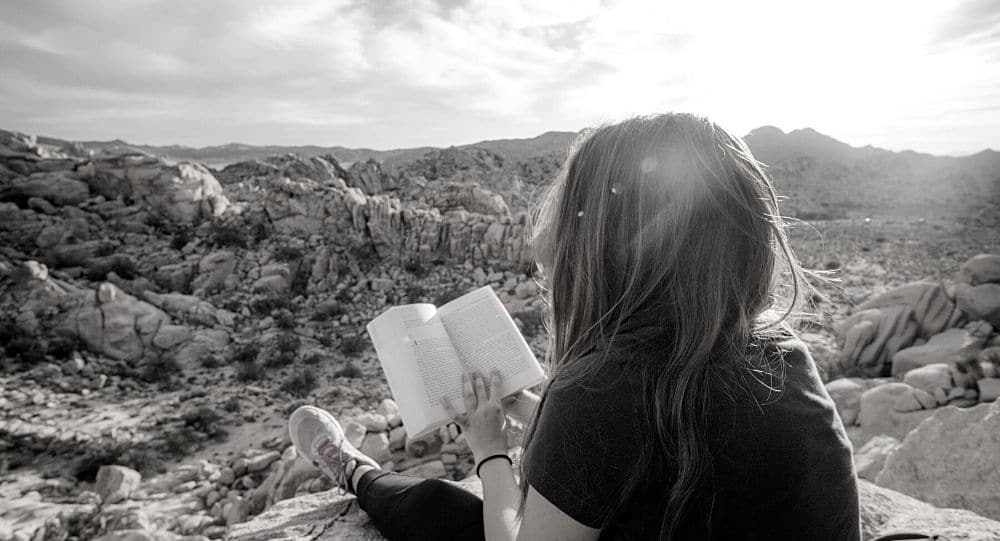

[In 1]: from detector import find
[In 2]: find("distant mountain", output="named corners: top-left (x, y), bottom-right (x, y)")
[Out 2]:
top-left (34, 131), bottom-right (579, 170)
top-left (23, 126), bottom-right (1000, 218)
top-left (744, 126), bottom-right (1000, 218)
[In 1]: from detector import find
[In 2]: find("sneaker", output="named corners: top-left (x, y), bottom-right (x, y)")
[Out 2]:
top-left (288, 405), bottom-right (380, 493)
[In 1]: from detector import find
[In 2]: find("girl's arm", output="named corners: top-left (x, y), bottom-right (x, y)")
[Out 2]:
top-left (444, 373), bottom-right (599, 541)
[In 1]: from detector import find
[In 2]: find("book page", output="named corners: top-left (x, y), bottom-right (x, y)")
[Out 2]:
top-left (366, 303), bottom-right (466, 438)
top-left (437, 286), bottom-right (546, 398)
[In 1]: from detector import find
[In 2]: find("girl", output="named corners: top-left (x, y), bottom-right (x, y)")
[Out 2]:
top-left (289, 113), bottom-right (860, 540)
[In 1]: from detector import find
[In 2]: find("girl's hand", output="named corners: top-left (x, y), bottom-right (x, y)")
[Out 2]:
top-left (441, 370), bottom-right (509, 463)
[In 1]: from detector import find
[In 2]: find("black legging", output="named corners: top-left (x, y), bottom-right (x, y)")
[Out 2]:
top-left (357, 470), bottom-right (485, 541)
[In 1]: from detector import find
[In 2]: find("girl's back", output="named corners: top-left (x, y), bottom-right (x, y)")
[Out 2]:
top-left (523, 328), bottom-right (859, 540)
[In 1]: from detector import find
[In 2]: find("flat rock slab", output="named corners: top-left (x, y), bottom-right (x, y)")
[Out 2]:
top-left (226, 477), bottom-right (482, 541)
top-left (228, 476), bottom-right (1000, 541)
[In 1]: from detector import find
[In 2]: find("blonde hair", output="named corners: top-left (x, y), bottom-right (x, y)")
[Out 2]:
top-left (522, 113), bottom-right (809, 538)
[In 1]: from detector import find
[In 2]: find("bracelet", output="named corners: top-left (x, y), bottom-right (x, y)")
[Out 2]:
top-left (475, 454), bottom-right (513, 477)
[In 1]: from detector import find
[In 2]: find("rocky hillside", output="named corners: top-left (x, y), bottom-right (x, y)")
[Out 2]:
top-left (28, 125), bottom-right (1000, 220)
top-left (1, 124), bottom-right (1000, 541)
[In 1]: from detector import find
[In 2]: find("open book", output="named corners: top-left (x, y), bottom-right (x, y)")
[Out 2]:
top-left (366, 285), bottom-right (545, 438)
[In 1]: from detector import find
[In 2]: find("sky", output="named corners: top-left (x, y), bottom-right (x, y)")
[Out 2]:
top-left (1, 0), bottom-right (998, 155)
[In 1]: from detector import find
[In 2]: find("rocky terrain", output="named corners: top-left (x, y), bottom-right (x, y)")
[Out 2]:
top-left (1, 125), bottom-right (999, 540)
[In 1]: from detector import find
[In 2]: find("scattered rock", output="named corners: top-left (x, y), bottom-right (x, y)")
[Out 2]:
top-left (958, 254), bottom-right (1000, 286)
top-left (858, 382), bottom-right (936, 442)
top-left (825, 378), bottom-right (868, 425)
top-left (854, 435), bottom-right (899, 481)
top-left (95, 465), bottom-right (141, 504)
top-left (955, 283), bottom-right (1000, 326)
top-left (891, 324), bottom-right (991, 377)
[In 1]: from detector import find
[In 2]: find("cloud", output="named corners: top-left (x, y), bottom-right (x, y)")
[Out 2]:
top-left (0, 0), bottom-right (997, 154)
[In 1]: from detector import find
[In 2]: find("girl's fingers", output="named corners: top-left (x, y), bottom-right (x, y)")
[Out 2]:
top-left (489, 369), bottom-right (503, 402)
top-left (462, 372), bottom-right (477, 411)
top-left (440, 396), bottom-right (465, 427)
top-left (473, 372), bottom-right (488, 401)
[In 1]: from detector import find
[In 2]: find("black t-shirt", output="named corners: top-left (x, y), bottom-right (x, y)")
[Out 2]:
top-left (522, 330), bottom-right (861, 540)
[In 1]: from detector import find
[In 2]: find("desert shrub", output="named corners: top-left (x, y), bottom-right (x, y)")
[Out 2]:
top-left (170, 229), bottom-right (191, 251)
top-left (222, 395), bottom-right (241, 413)
top-left (144, 212), bottom-right (168, 230)
top-left (140, 353), bottom-right (182, 384)
top-left (182, 406), bottom-right (227, 440)
top-left (280, 368), bottom-right (318, 398)
top-left (200, 353), bottom-right (224, 369)
top-left (348, 235), bottom-right (378, 269)
top-left (5, 335), bottom-right (35, 360)
top-left (338, 334), bottom-right (367, 357)
top-left (46, 329), bottom-right (81, 360)
top-left (335, 288), bottom-right (355, 303)
top-left (94, 242), bottom-right (116, 258)
top-left (290, 267), bottom-right (310, 297)
top-left (274, 309), bottom-right (296, 330)
top-left (513, 309), bottom-right (544, 338)
top-left (275, 332), bottom-right (300, 355)
top-left (250, 221), bottom-right (270, 245)
top-left (231, 343), bottom-right (259, 365)
top-left (251, 295), bottom-right (292, 315)
top-left (404, 259), bottom-right (428, 277)
top-left (163, 427), bottom-right (201, 457)
top-left (274, 246), bottom-right (304, 262)
top-left (267, 350), bottom-right (296, 368)
top-left (302, 352), bottom-right (324, 365)
top-left (234, 358), bottom-right (263, 381)
top-left (433, 288), bottom-right (464, 306)
top-left (208, 222), bottom-right (248, 249)
top-left (405, 284), bottom-right (428, 303)
top-left (73, 440), bottom-right (165, 481)
top-left (85, 256), bottom-right (139, 281)
top-left (333, 360), bottom-right (363, 379)
top-left (310, 301), bottom-right (344, 322)
top-left (0, 318), bottom-right (17, 347)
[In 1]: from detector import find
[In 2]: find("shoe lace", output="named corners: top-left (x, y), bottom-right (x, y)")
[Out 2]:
top-left (313, 438), bottom-right (351, 495)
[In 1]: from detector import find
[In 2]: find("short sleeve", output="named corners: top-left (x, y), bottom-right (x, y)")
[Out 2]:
top-left (521, 354), bottom-right (644, 528)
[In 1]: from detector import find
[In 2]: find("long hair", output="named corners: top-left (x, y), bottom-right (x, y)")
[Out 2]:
top-left (520, 113), bottom-right (808, 539)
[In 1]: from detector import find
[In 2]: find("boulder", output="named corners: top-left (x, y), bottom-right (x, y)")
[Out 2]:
top-left (359, 433), bottom-right (390, 463)
top-left (192, 250), bottom-right (236, 295)
top-left (891, 324), bottom-right (991, 377)
top-left (955, 283), bottom-right (1000, 326)
top-left (5, 171), bottom-right (90, 206)
top-left (71, 282), bottom-right (178, 361)
top-left (249, 446), bottom-right (322, 513)
top-left (858, 382), bottom-right (936, 442)
top-left (835, 305), bottom-right (918, 377)
top-left (979, 378), bottom-right (1000, 402)
top-left (35, 218), bottom-right (89, 249)
top-left (876, 400), bottom-right (1000, 521)
top-left (825, 378), bottom-right (869, 426)
top-left (95, 465), bottom-right (141, 504)
top-left (127, 161), bottom-right (229, 224)
top-left (141, 290), bottom-right (232, 327)
top-left (958, 254), bottom-right (1000, 286)
top-left (855, 281), bottom-right (962, 337)
top-left (901, 363), bottom-right (954, 398)
top-left (252, 274), bottom-right (289, 294)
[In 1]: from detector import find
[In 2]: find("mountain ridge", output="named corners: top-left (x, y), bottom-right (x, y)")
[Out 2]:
top-left (30, 126), bottom-right (996, 169)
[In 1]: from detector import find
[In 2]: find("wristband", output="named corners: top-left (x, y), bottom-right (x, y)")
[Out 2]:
top-left (475, 454), bottom-right (513, 477)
